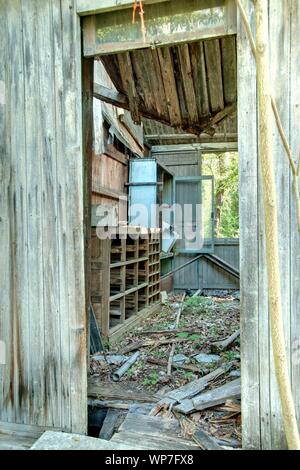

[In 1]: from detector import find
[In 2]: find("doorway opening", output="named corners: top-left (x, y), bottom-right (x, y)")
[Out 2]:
top-left (85, 32), bottom-right (240, 449)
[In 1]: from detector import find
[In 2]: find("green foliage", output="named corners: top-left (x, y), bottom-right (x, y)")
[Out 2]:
top-left (202, 152), bottom-right (239, 238)
top-left (143, 372), bottom-right (160, 386)
top-left (223, 350), bottom-right (240, 362)
top-left (184, 296), bottom-right (213, 308)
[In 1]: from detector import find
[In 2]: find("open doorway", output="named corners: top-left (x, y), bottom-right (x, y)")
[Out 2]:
top-left (85, 29), bottom-right (240, 448)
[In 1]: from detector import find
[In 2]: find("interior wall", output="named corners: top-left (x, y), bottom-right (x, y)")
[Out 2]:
top-left (153, 148), bottom-right (201, 291)
top-left (0, 0), bottom-right (87, 433)
top-left (238, 0), bottom-right (300, 449)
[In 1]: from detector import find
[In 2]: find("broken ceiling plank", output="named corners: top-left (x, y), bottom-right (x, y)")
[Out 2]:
top-left (100, 55), bottom-right (124, 92)
top-left (150, 48), bottom-right (171, 120)
top-left (204, 39), bottom-right (225, 113)
top-left (117, 52), bottom-right (141, 124)
top-left (171, 46), bottom-right (189, 123)
top-left (141, 49), bottom-right (169, 120)
top-left (177, 44), bottom-right (199, 125)
top-left (94, 83), bottom-right (236, 137)
top-left (157, 47), bottom-right (182, 126)
top-left (189, 42), bottom-right (210, 118)
top-left (220, 35), bottom-right (237, 105)
top-left (130, 50), bottom-right (156, 113)
top-left (203, 103), bottom-right (237, 134)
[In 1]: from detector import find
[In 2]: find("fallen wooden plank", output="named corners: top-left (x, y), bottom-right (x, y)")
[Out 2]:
top-left (88, 379), bottom-right (157, 403)
top-left (147, 357), bottom-right (201, 373)
top-left (121, 337), bottom-right (196, 354)
top-left (211, 330), bottom-right (240, 353)
top-left (99, 409), bottom-right (126, 440)
top-left (166, 365), bottom-right (230, 402)
top-left (111, 430), bottom-right (198, 451)
top-left (137, 327), bottom-right (203, 336)
top-left (193, 428), bottom-right (222, 450)
top-left (192, 379), bottom-right (241, 411)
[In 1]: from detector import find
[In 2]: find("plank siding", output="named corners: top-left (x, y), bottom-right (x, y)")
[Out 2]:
top-left (200, 239), bottom-right (239, 290)
top-left (153, 149), bottom-right (201, 291)
top-left (0, 0), bottom-right (87, 433)
top-left (239, 0), bottom-right (299, 449)
top-left (290, 0), bottom-right (300, 438)
top-left (237, 0), bottom-right (260, 450)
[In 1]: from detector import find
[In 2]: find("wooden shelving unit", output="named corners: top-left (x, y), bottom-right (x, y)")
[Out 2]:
top-left (91, 228), bottom-right (160, 337)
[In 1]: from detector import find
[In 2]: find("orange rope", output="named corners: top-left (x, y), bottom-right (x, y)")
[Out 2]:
top-left (132, 0), bottom-right (146, 43)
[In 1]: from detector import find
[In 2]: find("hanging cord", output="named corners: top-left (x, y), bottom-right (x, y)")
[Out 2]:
top-left (132, 0), bottom-right (146, 44)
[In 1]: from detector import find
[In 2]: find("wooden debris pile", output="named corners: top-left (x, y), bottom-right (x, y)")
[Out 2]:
top-left (89, 292), bottom-right (241, 448)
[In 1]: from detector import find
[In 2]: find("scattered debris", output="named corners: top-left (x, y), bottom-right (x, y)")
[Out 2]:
top-left (99, 409), bottom-right (126, 440)
top-left (193, 379), bottom-right (241, 411)
top-left (210, 330), bottom-right (240, 353)
top-left (173, 354), bottom-right (188, 365)
top-left (92, 354), bottom-right (127, 365)
top-left (167, 293), bottom-right (186, 376)
top-left (193, 353), bottom-right (221, 365)
top-left (160, 291), bottom-right (169, 304)
top-left (89, 292), bottom-right (241, 447)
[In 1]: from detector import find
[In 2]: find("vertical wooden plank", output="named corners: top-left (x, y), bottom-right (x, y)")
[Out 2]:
top-left (21, 0), bottom-right (46, 427)
top-left (237, 0), bottom-right (261, 449)
top-left (36, 0), bottom-right (62, 428)
top-left (51, 0), bottom-right (71, 432)
top-left (268, 0), bottom-right (291, 449)
top-left (82, 54), bottom-right (94, 382)
top-left (61, 0), bottom-right (87, 434)
top-left (290, 0), bottom-right (300, 434)
top-left (0, 0), bottom-right (10, 422)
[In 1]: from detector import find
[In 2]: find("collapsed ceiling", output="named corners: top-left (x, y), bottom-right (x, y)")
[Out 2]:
top-left (96, 35), bottom-right (237, 138)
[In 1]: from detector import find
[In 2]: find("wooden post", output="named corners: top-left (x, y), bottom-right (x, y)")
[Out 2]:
top-left (82, 57), bottom-right (94, 355)
top-left (254, 0), bottom-right (300, 450)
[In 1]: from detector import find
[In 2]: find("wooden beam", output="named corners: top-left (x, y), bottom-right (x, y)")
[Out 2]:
top-left (77, 0), bottom-right (168, 16)
top-left (145, 133), bottom-right (238, 143)
top-left (92, 183), bottom-right (127, 200)
top-left (94, 83), bottom-right (129, 109)
top-left (83, 0), bottom-right (236, 57)
top-left (82, 57), bottom-right (94, 366)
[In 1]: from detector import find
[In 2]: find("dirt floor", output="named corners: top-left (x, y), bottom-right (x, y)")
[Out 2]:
top-left (90, 292), bottom-right (241, 447)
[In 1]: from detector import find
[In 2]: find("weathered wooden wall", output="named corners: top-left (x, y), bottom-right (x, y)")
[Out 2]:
top-left (238, 0), bottom-right (300, 449)
top-left (200, 239), bottom-right (239, 290)
top-left (0, 0), bottom-right (87, 433)
top-left (153, 148), bottom-right (201, 291)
